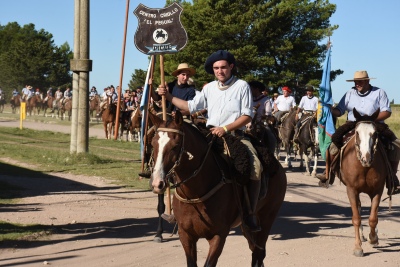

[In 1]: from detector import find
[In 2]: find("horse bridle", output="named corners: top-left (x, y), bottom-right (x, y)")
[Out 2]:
top-left (155, 127), bottom-right (216, 190)
top-left (354, 121), bottom-right (379, 161)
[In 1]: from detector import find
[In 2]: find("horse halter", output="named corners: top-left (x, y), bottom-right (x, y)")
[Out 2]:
top-left (155, 126), bottom-right (215, 190)
top-left (156, 127), bottom-right (186, 184)
top-left (354, 121), bottom-right (378, 167)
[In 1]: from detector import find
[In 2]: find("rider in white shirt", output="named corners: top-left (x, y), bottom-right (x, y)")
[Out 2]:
top-left (294, 85), bottom-right (318, 141)
top-left (273, 86), bottom-right (296, 125)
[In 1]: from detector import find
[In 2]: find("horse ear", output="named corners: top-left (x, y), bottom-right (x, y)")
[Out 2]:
top-left (149, 111), bottom-right (163, 127)
top-left (174, 110), bottom-right (184, 125)
top-left (353, 108), bottom-right (361, 120)
top-left (371, 108), bottom-right (380, 121)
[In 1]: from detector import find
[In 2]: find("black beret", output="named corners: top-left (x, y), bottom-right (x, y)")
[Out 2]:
top-left (204, 50), bottom-right (236, 74)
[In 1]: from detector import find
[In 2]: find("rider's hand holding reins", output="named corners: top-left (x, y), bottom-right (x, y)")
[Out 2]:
top-left (211, 126), bottom-right (227, 137)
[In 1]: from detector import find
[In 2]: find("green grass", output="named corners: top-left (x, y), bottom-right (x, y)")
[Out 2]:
top-left (0, 127), bottom-right (148, 188)
top-left (0, 221), bottom-right (52, 242)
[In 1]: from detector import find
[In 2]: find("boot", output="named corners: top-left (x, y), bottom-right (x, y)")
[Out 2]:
top-left (315, 170), bottom-right (327, 182)
top-left (244, 180), bottom-right (261, 232)
top-left (161, 213), bottom-right (176, 224)
top-left (388, 160), bottom-right (400, 195)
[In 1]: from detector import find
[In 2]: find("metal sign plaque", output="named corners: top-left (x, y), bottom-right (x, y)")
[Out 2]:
top-left (134, 2), bottom-right (188, 55)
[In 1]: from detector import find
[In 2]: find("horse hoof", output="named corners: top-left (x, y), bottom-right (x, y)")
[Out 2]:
top-left (368, 233), bottom-right (379, 246)
top-left (153, 236), bottom-right (163, 243)
top-left (353, 249), bottom-right (364, 257)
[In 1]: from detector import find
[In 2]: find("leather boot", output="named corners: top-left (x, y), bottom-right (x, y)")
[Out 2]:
top-left (161, 213), bottom-right (176, 224)
top-left (244, 180), bottom-right (261, 232)
top-left (388, 160), bottom-right (400, 195)
top-left (315, 170), bottom-right (327, 182)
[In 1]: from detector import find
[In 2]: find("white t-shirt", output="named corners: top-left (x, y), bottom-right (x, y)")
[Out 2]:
top-left (298, 95), bottom-right (318, 111)
top-left (188, 77), bottom-right (253, 129)
top-left (275, 95), bottom-right (296, 111)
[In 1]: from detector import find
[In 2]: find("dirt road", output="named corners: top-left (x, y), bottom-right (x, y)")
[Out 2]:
top-left (1, 120), bottom-right (400, 267)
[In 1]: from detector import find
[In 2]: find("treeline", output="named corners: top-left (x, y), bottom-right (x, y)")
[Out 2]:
top-left (0, 22), bottom-right (73, 96)
top-left (130, 0), bottom-right (344, 102)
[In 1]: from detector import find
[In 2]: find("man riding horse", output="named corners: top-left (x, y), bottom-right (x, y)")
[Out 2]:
top-left (157, 50), bottom-right (263, 232)
top-left (293, 85), bottom-right (318, 143)
top-left (317, 70), bottom-right (400, 195)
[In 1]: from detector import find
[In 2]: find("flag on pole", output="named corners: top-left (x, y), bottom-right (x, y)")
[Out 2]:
top-left (318, 47), bottom-right (335, 160)
top-left (140, 56), bottom-right (155, 159)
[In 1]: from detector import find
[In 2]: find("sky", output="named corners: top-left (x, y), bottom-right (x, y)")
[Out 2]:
top-left (1, 0), bottom-right (400, 103)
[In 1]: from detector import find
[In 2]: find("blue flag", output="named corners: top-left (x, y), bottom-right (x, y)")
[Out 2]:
top-left (140, 56), bottom-right (155, 159)
top-left (318, 47), bottom-right (335, 160)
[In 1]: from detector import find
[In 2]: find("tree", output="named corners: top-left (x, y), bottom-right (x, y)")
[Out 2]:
top-left (148, 0), bottom-right (342, 100)
top-left (0, 22), bottom-right (72, 96)
top-left (128, 69), bottom-right (148, 90)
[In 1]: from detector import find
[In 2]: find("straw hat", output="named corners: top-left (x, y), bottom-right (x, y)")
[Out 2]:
top-left (346, 70), bottom-right (375, 82)
top-left (172, 63), bottom-right (196, 77)
top-left (27, 86), bottom-right (32, 89)
top-left (273, 93), bottom-right (279, 97)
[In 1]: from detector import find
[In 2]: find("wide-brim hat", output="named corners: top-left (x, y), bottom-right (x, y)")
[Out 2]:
top-left (346, 70), bottom-right (376, 82)
top-left (282, 86), bottom-right (292, 93)
top-left (204, 50), bottom-right (236, 74)
top-left (172, 63), bottom-right (196, 77)
top-left (27, 86), bottom-right (32, 89)
top-left (273, 93), bottom-right (279, 97)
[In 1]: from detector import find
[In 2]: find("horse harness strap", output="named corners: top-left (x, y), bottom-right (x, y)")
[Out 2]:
top-left (174, 180), bottom-right (232, 204)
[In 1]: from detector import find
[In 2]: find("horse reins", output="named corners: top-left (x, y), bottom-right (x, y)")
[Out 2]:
top-left (156, 127), bottom-right (228, 203)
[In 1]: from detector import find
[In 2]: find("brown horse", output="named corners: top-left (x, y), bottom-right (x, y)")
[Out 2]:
top-left (276, 107), bottom-right (297, 167)
top-left (42, 95), bottom-right (54, 117)
top-left (327, 108), bottom-right (387, 257)
top-left (294, 113), bottom-right (319, 176)
top-left (60, 98), bottom-right (72, 121)
top-left (89, 95), bottom-right (101, 119)
top-left (26, 94), bottom-right (42, 116)
top-left (0, 94), bottom-right (5, 113)
top-left (149, 111), bottom-right (287, 266)
top-left (10, 95), bottom-right (21, 113)
top-left (102, 95), bottom-right (116, 139)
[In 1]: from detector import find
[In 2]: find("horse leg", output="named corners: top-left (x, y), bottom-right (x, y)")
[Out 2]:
top-left (104, 123), bottom-right (108, 139)
top-left (346, 187), bottom-right (364, 256)
top-left (204, 234), bottom-right (227, 267)
top-left (298, 145), bottom-right (305, 171)
top-left (153, 194), bottom-right (165, 243)
top-left (179, 230), bottom-right (198, 267)
top-left (284, 143), bottom-right (292, 168)
top-left (368, 194), bottom-right (381, 247)
top-left (311, 146), bottom-right (318, 177)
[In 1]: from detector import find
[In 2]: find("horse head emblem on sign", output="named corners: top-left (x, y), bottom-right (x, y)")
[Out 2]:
top-left (133, 2), bottom-right (187, 54)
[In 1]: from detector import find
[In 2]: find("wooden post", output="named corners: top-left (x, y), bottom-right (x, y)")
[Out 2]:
top-left (114, 0), bottom-right (130, 140)
top-left (140, 55), bottom-right (156, 174)
top-left (159, 54), bottom-right (171, 215)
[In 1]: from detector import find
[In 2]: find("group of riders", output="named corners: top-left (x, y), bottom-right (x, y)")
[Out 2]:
top-left (149, 51), bottom-right (400, 232)
top-left (9, 85), bottom-right (72, 113)
top-left (7, 84), bottom-right (143, 117)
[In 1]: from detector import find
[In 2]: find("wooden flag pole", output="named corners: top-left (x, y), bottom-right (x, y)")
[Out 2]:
top-left (140, 55), bottom-right (156, 174)
top-left (114, 0), bottom-right (130, 140)
top-left (159, 54), bottom-right (171, 215)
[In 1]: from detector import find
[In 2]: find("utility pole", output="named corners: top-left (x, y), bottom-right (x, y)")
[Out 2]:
top-left (70, 0), bottom-right (92, 153)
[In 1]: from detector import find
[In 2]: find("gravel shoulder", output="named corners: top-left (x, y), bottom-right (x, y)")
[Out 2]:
top-left (1, 120), bottom-right (400, 267)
